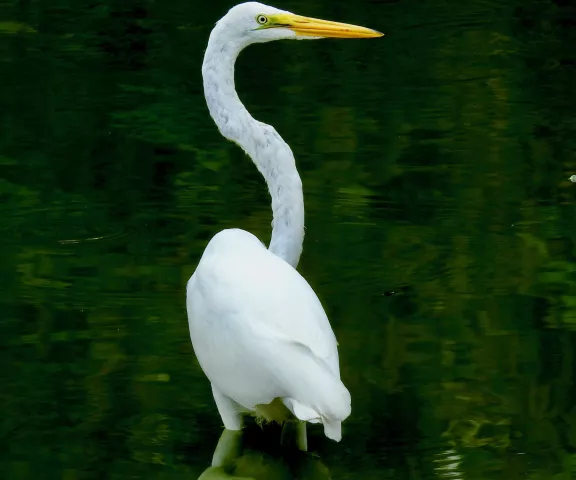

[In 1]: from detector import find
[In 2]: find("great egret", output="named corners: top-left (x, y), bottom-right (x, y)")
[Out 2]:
top-left (186, 1), bottom-right (382, 447)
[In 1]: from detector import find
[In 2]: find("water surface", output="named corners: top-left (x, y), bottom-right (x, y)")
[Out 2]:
top-left (1, 0), bottom-right (576, 478)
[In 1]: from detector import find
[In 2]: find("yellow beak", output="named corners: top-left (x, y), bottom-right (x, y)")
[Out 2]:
top-left (269, 13), bottom-right (383, 39)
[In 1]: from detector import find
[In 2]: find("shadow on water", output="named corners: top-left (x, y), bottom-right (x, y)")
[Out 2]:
top-left (198, 427), bottom-right (330, 480)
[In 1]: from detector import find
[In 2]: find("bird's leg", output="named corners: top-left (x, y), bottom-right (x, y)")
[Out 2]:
top-left (295, 421), bottom-right (308, 451)
top-left (211, 428), bottom-right (244, 467)
top-left (212, 384), bottom-right (243, 431)
top-left (281, 420), bottom-right (308, 451)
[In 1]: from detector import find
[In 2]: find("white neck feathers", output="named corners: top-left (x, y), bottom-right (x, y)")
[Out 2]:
top-left (201, 25), bottom-right (305, 268)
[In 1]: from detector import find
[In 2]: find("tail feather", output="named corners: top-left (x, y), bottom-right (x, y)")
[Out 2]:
top-left (322, 419), bottom-right (342, 442)
top-left (283, 398), bottom-right (321, 423)
top-left (282, 397), bottom-right (343, 442)
top-left (266, 341), bottom-right (351, 441)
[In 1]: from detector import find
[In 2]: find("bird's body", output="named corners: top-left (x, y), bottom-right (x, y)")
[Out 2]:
top-left (186, 2), bottom-right (382, 445)
top-left (187, 229), bottom-right (349, 440)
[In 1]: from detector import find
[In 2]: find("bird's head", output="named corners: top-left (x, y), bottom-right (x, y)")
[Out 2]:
top-left (215, 2), bottom-right (383, 46)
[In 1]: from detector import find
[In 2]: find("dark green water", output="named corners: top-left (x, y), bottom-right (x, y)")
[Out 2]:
top-left (1, 0), bottom-right (576, 478)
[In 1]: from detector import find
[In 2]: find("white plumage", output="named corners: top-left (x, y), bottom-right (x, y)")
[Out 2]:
top-left (186, 2), bottom-right (381, 446)
top-left (187, 229), bottom-right (350, 440)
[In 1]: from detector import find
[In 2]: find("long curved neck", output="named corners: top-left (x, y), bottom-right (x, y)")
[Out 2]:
top-left (202, 26), bottom-right (304, 268)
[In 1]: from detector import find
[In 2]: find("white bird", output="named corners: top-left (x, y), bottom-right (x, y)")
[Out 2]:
top-left (186, 2), bottom-right (382, 448)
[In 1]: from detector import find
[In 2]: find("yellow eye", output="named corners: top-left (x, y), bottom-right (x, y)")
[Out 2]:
top-left (256, 14), bottom-right (268, 25)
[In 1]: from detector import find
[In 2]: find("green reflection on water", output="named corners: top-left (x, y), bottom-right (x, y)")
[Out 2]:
top-left (1, 0), bottom-right (575, 478)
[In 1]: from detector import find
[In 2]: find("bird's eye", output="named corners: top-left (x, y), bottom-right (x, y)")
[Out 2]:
top-left (256, 15), bottom-right (268, 25)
